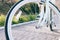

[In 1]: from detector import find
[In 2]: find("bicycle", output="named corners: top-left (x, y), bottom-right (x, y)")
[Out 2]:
top-left (5, 0), bottom-right (60, 40)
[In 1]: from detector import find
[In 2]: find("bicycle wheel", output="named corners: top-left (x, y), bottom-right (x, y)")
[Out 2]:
top-left (5, 0), bottom-right (40, 40)
top-left (49, 1), bottom-right (60, 31)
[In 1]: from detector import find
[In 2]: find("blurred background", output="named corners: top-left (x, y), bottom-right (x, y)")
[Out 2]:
top-left (0, 0), bottom-right (60, 27)
top-left (0, 0), bottom-right (40, 27)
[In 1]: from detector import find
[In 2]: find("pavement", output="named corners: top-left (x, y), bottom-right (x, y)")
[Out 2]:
top-left (0, 14), bottom-right (60, 40)
top-left (0, 21), bottom-right (60, 40)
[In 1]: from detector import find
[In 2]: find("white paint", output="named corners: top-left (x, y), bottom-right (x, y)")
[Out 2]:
top-left (37, 0), bottom-right (60, 27)
top-left (37, 5), bottom-right (44, 27)
top-left (39, 0), bottom-right (50, 26)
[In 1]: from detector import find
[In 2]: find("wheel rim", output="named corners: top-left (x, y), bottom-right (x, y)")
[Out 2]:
top-left (5, 0), bottom-right (40, 40)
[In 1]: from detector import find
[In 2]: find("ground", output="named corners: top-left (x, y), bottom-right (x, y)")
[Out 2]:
top-left (0, 21), bottom-right (60, 40)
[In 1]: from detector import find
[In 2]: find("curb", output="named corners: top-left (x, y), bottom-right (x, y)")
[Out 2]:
top-left (0, 20), bottom-right (37, 30)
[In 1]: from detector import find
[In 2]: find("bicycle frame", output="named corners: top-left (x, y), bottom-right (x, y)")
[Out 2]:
top-left (5, 0), bottom-right (60, 40)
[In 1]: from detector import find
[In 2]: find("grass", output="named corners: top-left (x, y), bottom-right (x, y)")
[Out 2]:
top-left (18, 15), bottom-right (36, 23)
top-left (0, 14), bottom-right (36, 26)
top-left (0, 14), bottom-right (5, 26)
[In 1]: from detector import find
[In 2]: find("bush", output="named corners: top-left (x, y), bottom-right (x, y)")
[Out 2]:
top-left (12, 17), bottom-right (19, 24)
top-left (0, 15), bottom-right (36, 26)
top-left (18, 15), bottom-right (36, 23)
top-left (0, 2), bottom-right (14, 15)
top-left (20, 2), bottom-right (40, 15)
top-left (19, 16), bottom-right (29, 23)
top-left (28, 15), bottom-right (36, 21)
top-left (0, 14), bottom-right (5, 26)
top-left (0, 2), bottom-right (10, 15)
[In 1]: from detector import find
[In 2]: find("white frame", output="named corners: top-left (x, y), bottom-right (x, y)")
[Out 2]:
top-left (5, 0), bottom-right (60, 40)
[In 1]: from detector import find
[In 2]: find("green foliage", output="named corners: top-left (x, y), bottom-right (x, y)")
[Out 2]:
top-left (0, 2), bottom-right (14, 15)
top-left (19, 16), bottom-right (29, 23)
top-left (20, 3), bottom-right (40, 15)
top-left (0, 14), bottom-right (5, 26)
top-left (0, 1), bottom-right (40, 15)
top-left (5, 3), bottom-right (14, 8)
top-left (12, 17), bottom-right (18, 24)
top-left (0, 14), bottom-right (36, 26)
top-left (19, 15), bottom-right (36, 23)
top-left (28, 15), bottom-right (36, 21)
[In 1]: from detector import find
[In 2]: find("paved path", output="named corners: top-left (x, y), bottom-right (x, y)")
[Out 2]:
top-left (0, 21), bottom-right (60, 40)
